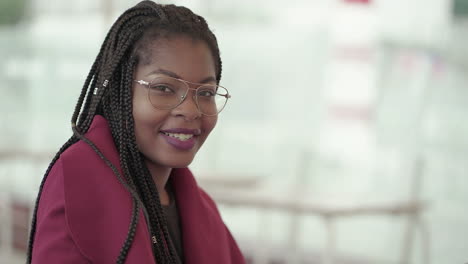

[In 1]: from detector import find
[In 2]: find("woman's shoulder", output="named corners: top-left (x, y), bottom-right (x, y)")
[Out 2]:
top-left (55, 123), bottom-right (121, 189)
top-left (45, 116), bottom-right (130, 224)
top-left (42, 114), bottom-right (121, 205)
top-left (55, 117), bottom-right (129, 211)
top-left (60, 115), bottom-right (118, 165)
top-left (37, 118), bottom-right (144, 263)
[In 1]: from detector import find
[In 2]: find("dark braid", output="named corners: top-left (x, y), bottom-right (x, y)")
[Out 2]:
top-left (27, 1), bottom-right (222, 263)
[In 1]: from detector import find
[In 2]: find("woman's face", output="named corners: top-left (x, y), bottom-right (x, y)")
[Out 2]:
top-left (132, 35), bottom-right (218, 172)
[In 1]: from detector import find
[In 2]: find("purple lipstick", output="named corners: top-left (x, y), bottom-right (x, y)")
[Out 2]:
top-left (160, 128), bottom-right (200, 151)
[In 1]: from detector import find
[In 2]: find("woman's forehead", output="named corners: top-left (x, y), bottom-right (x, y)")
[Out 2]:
top-left (137, 36), bottom-right (216, 82)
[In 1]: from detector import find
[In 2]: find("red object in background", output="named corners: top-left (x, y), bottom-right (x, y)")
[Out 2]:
top-left (343, 0), bottom-right (371, 4)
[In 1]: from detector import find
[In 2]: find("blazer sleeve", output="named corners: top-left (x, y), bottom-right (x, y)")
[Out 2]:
top-left (31, 158), bottom-right (91, 264)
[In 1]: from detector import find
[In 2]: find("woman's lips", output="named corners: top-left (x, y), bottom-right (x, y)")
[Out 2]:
top-left (159, 128), bottom-right (200, 150)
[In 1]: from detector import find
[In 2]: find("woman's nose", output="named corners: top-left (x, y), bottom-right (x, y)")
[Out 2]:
top-left (172, 92), bottom-right (201, 120)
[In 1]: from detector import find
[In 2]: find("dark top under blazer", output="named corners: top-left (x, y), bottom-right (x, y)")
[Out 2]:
top-left (31, 115), bottom-right (245, 264)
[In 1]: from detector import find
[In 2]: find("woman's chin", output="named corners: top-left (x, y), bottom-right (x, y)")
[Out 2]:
top-left (145, 155), bottom-right (195, 170)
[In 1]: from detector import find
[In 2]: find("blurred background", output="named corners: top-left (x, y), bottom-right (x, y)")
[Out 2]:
top-left (1, 0), bottom-right (467, 263)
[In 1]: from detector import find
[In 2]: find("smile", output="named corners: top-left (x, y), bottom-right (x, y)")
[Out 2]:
top-left (161, 132), bottom-right (194, 141)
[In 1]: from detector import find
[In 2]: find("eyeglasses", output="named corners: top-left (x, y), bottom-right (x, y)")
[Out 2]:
top-left (134, 76), bottom-right (231, 116)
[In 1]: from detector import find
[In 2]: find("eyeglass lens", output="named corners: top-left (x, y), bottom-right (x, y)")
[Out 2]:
top-left (147, 77), bottom-right (228, 115)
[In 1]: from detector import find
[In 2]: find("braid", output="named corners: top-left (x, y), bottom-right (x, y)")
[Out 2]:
top-left (116, 197), bottom-right (139, 264)
top-left (27, 1), bottom-right (223, 263)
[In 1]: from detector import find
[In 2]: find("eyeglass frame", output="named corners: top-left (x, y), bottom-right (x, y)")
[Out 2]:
top-left (133, 76), bottom-right (231, 116)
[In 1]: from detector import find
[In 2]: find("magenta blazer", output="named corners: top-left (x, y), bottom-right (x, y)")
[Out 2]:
top-left (31, 115), bottom-right (245, 264)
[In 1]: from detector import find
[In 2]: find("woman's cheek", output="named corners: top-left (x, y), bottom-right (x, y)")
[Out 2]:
top-left (201, 116), bottom-right (218, 141)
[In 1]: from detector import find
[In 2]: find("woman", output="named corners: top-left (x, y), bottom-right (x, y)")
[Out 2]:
top-left (27, 1), bottom-right (245, 263)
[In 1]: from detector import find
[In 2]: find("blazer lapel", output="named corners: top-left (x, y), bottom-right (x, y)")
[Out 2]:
top-left (171, 168), bottom-right (235, 264)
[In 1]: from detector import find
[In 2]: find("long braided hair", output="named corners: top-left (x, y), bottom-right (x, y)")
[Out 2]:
top-left (27, 1), bottom-right (222, 263)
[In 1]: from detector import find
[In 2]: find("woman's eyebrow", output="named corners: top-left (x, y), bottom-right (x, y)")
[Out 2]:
top-left (147, 68), bottom-right (217, 83)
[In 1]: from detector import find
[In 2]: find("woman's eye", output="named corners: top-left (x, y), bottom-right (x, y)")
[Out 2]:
top-left (198, 90), bottom-right (215, 97)
top-left (150, 85), bottom-right (174, 93)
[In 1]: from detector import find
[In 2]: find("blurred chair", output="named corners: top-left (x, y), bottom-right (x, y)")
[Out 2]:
top-left (200, 149), bottom-right (431, 264)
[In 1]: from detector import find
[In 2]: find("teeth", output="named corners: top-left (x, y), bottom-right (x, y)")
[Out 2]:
top-left (163, 132), bottom-right (194, 141)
